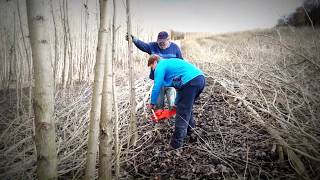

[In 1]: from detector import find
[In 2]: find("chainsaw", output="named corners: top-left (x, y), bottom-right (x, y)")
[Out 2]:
top-left (150, 108), bottom-right (176, 123)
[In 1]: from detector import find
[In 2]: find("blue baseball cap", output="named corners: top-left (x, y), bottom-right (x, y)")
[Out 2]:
top-left (157, 31), bottom-right (169, 40)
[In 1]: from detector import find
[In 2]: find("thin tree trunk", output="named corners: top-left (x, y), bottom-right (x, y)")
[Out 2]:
top-left (3, 36), bottom-right (7, 89)
top-left (17, 0), bottom-right (32, 117)
top-left (50, 0), bottom-right (59, 89)
top-left (83, 0), bottom-right (89, 82)
top-left (113, 67), bottom-right (120, 178)
top-left (99, 17), bottom-right (112, 180)
top-left (99, 0), bottom-right (117, 178)
top-left (26, 0), bottom-right (58, 179)
top-left (60, 0), bottom-right (68, 89)
top-left (112, 0), bottom-right (120, 176)
top-left (126, 0), bottom-right (137, 147)
top-left (84, 0), bottom-right (109, 179)
top-left (112, 15), bottom-right (120, 178)
top-left (13, 10), bottom-right (20, 118)
top-left (17, 36), bottom-right (24, 114)
top-left (65, 0), bottom-right (73, 88)
top-left (79, 5), bottom-right (83, 82)
top-left (4, 35), bottom-right (9, 90)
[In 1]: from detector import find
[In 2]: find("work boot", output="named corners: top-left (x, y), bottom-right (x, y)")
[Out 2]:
top-left (170, 138), bottom-right (183, 149)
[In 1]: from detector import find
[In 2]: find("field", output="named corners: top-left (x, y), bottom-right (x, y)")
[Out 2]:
top-left (0, 26), bottom-right (319, 179)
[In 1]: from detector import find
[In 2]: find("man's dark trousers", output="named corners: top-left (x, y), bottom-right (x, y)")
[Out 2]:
top-left (170, 75), bottom-right (205, 149)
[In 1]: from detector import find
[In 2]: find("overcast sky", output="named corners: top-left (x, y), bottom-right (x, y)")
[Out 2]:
top-left (123, 0), bottom-right (304, 33)
top-left (0, 0), bottom-right (305, 36)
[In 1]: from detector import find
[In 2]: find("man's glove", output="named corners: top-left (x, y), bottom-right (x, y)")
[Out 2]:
top-left (125, 33), bottom-right (134, 41)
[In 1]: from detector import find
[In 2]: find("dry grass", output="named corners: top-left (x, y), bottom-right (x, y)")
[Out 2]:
top-left (1, 26), bottom-right (319, 179)
top-left (182, 26), bottom-right (320, 178)
top-left (0, 73), bottom-right (153, 179)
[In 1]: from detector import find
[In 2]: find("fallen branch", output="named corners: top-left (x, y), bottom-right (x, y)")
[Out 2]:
top-left (218, 80), bottom-right (310, 180)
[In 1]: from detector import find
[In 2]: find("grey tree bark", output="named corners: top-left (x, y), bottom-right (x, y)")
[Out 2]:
top-left (84, 0), bottom-right (109, 179)
top-left (17, 0), bottom-right (32, 117)
top-left (26, 0), bottom-right (58, 179)
top-left (112, 0), bottom-right (120, 177)
top-left (113, 63), bottom-right (120, 178)
top-left (98, 0), bottom-right (113, 178)
top-left (60, 0), bottom-right (68, 89)
top-left (126, 0), bottom-right (138, 147)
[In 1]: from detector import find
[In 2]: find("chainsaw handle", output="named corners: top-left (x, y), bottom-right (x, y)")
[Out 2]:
top-left (151, 109), bottom-right (158, 121)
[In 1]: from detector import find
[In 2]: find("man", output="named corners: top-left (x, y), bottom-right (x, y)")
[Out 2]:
top-left (147, 55), bottom-right (205, 149)
top-left (127, 31), bottom-right (182, 109)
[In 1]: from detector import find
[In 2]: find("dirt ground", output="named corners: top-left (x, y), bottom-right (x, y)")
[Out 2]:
top-left (122, 77), bottom-right (296, 179)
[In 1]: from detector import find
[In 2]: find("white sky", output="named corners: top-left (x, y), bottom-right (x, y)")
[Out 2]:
top-left (0, 0), bottom-right (304, 36)
top-left (126, 0), bottom-right (304, 33)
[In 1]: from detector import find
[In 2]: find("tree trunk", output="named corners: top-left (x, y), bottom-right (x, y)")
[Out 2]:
top-left (112, 0), bottom-right (120, 177)
top-left (99, 0), bottom-right (113, 178)
top-left (126, 0), bottom-right (137, 147)
top-left (17, 0), bottom-right (33, 117)
top-left (65, 0), bottom-right (73, 88)
top-left (113, 66), bottom-right (120, 178)
top-left (83, 0), bottom-right (90, 82)
top-left (13, 11), bottom-right (20, 118)
top-left (60, 0), bottom-right (68, 89)
top-left (26, 0), bottom-right (58, 179)
top-left (84, 0), bottom-right (109, 179)
top-left (99, 49), bottom-right (113, 179)
top-left (50, 0), bottom-right (58, 89)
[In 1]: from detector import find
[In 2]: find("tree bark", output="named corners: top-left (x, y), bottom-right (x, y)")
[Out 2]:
top-left (26, 0), bottom-right (58, 179)
top-left (112, 0), bottom-right (120, 177)
top-left (99, 0), bottom-right (113, 178)
top-left (65, 0), bottom-right (73, 88)
top-left (60, 0), bottom-right (68, 89)
top-left (85, 0), bottom-right (109, 179)
top-left (99, 43), bottom-right (113, 179)
top-left (17, 0), bottom-right (32, 117)
top-left (113, 67), bottom-right (120, 178)
top-left (126, 0), bottom-right (137, 147)
top-left (50, 0), bottom-right (58, 89)
top-left (13, 11), bottom-right (20, 118)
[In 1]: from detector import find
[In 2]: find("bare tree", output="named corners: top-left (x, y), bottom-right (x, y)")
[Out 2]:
top-left (85, 0), bottom-right (109, 179)
top-left (65, 0), bottom-right (74, 88)
top-left (26, 0), bottom-right (58, 179)
top-left (50, 0), bottom-right (59, 89)
top-left (99, 0), bottom-right (113, 178)
top-left (113, 60), bottom-right (120, 178)
top-left (60, 0), bottom-right (68, 89)
top-left (126, 0), bottom-right (137, 147)
top-left (17, 0), bottom-right (32, 117)
top-left (112, 0), bottom-right (120, 177)
top-left (13, 10), bottom-right (20, 117)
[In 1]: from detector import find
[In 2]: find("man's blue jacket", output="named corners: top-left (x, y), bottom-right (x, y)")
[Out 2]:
top-left (151, 58), bottom-right (204, 105)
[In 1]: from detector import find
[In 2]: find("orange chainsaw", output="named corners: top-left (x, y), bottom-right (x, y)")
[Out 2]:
top-left (150, 108), bottom-right (176, 123)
